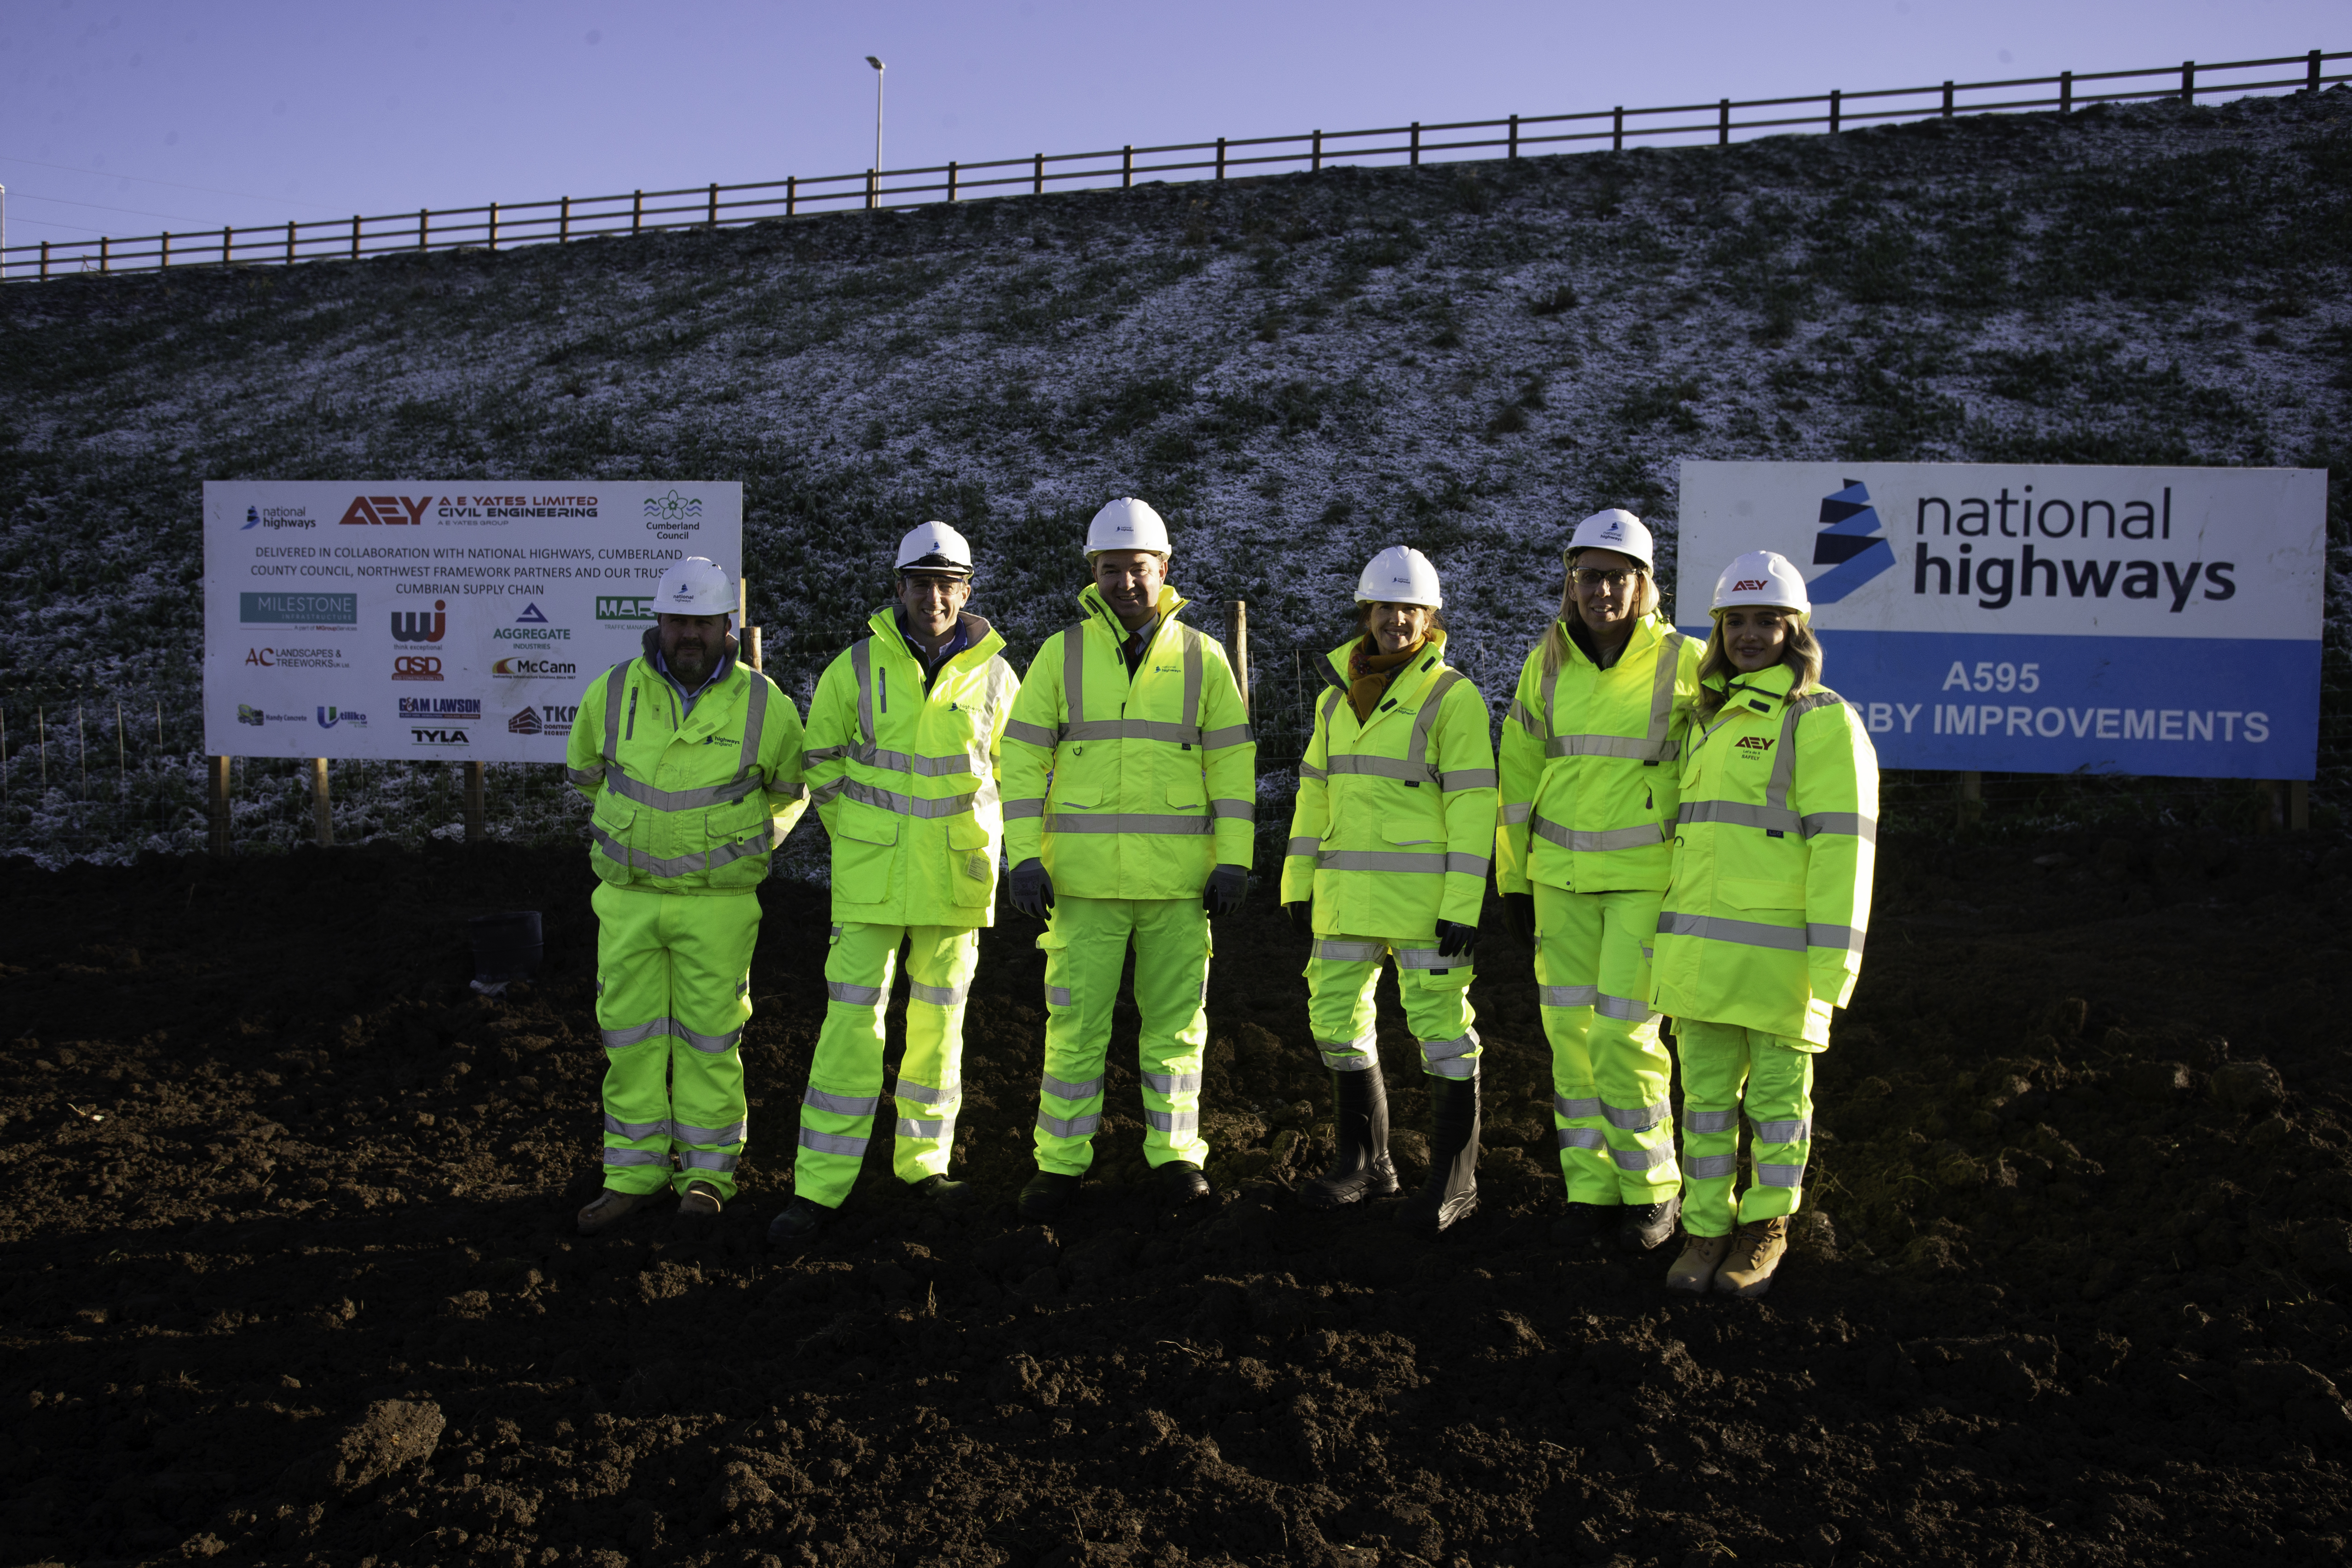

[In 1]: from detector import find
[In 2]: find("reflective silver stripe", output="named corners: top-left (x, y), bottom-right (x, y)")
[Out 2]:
top-left (1064, 718), bottom-right (1205, 744)
top-left (853, 638), bottom-right (878, 750)
top-left (1751, 1117), bottom-right (1814, 1145)
top-left (1047, 986), bottom-right (1073, 1007)
top-left (1557, 1126), bottom-right (1607, 1151)
top-left (1611, 1145), bottom-right (1670, 1171)
top-left (895, 1080), bottom-right (959, 1106)
top-left (603, 770), bottom-right (763, 812)
top-left (1314, 938), bottom-right (1387, 963)
top-left (1441, 768), bottom-right (1497, 792)
top-left (1800, 811), bottom-right (1878, 843)
top-left (1540, 984), bottom-right (1598, 1008)
top-left (1757, 1162), bottom-right (1806, 1188)
top-left (1531, 815), bottom-right (1667, 854)
top-left (1446, 853), bottom-right (1489, 875)
top-left (1202, 723), bottom-right (1254, 748)
top-left (1144, 1108), bottom-right (1199, 1134)
top-left (602, 1018), bottom-right (683, 1049)
top-left (567, 765), bottom-right (605, 788)
top-left (1594, 992), bottom-right (1658, 1023)
top-left (1544, 733), bottom-right (1667, 761)
top-left (679, 1024), bottom-right (740, 1054)
top-left (604, 1114), bottom-right (671, 1140)
top-left (801, 745), bottom-right (849, 764)
top-left (1040, 1073), bottom-right (1102, 1100)
top-left (799, 1128), bottom-right (868, 1157)
top-left (1325, 754), bottom-right (1434, 784)
top-left (1048, 812), bottom-right (1212, 835)
top-left (604, 1147), bottom-right (669, 1167)
top-left (1426, 1055), bottom-right (1478, 1080)
top-left (826, 981), bottom-right (884, 1006)
top-left (1409, 669), bottom-right (1465, 775)
top-left (771, 780), bottom-right (809, 802)
top-left (1655, 911), bottom-right (1806, 951)
top-left (1317, 849), bottom-right (1445, 874)
top-left (828, 741), bottom-right (976, 777)
top-left (600, 662), bottom-right (628, 772)
top-left (1508, 697), bottom-right (1544, 734)
top-left (908, 980), bottom-right (971, 1007)
top-left (1323, 1050), bottom-right (1378, 1073)
top-left (1286, 836), bottom-right (1322, 857)
top-left (740, 669), bottom-right (771, 775)
top-left (1037, 1112), bottom-right (1101, 1139)
top-left (1006, 718), bottom-right (1059, 748)
top-left (1500, 802), bottom-right (1532, 825)
top-left (1004, 798), bottom-right (1045, 819)
top-left (1808, 923), bottom-right (1867, 955)
top-left (896, 1118), bottom-right (949, 1139)
top-left (837, 778), bottom-right (986, 819)
top-left (589, 823), bottom-right (768, 880)
top-left (1555, 1094), bottom-right (1602, 1119)
top-left (679, 1149), bottom-right (741, 1172)
top-left (1538, 629), bottom-right (1686, 764)
top-left (1393, 947), bottom-right (1459, 970)
top-left (1687, 1153), bottom-right (1739, 1179)
top-left (1211, 798), bottom-right (1256, 821)
top-left (1677, 798), bottom-right (1802, 836)
top-left (1298, 763), bottom-right (1328, 781)
top-left (1319, 1031), bottom-right (1378, 1070)
top-left (1769, 690), bottom-right (1846, 814)
top-left (1646, 632), bottom-right (1689, 760)
top-left (803, 1088), bottom-right (880, 1117)
top-left (1683, 1107), bottom-right (1739, 1134)
top-left (674, 1119), bottom-right (748, 1145)
top-left (1602, 1099), bottom-right (1668, 1132)
top-left (1143, 1071), bottom-right (1204, 1094)
top-left (1421, 1029), bottom-right (1479, 1063)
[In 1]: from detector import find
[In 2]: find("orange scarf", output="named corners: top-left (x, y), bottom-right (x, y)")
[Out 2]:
top-left (1347, 636), bottom-right (1422, 723)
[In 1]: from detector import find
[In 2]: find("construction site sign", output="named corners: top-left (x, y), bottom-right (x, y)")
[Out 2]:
top-left (1676, 462), bottom-right (2326, 779)
top-left (202, 481), bottom-right (743, 762)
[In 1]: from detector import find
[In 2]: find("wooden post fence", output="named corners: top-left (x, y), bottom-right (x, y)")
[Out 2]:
top-left (310, 758), bottom-right (333, 846)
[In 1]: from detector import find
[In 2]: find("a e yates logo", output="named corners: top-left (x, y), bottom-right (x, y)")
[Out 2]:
top-left (410, 728), bottom-right (471, 746)
top-left (1734, 736), bottom-right (1775, 752)
top-left (1808, 478), bottom-right (1896, 604)
top-left (393, 654), bottom-right (443, 682)
top-left (243, 503), bottom-right (314, 531)
top-left (340, 494), bottom-right (431, 527)
top-left (492, 655), bottom-right (579, 678)
top-left (391, 599), bottom-right (448, 643)
top-left (596, 595), bottom-right (656, 622)
top-left (399, 696), bottom-right (481, 722)
top-left (316, 706), bottom-right (369, 729)
top-left (241, 591), bottom-right (358, 626)
top-left (1732, 579), bottom-right (1770, 592)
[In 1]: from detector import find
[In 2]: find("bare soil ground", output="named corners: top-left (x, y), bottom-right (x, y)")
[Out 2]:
top-left (3, 829), bottom-right (2350, 1568)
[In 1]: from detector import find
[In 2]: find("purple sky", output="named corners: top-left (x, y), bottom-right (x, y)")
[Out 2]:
top-left (1, 0), bottom-right (2339, 261)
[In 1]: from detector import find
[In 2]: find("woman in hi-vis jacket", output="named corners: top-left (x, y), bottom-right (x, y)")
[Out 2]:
top-left (1650, 549), bottom-right (1878, 1299)
top-left (1281, 547), bottom-right (1498, 1236)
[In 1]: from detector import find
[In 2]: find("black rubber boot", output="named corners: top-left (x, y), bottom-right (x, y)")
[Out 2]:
top-left (1018, 1169), bottom-right (1081, 1222)
top-left (1397, 1073), bottom-right (1481, 1236)
top-left (1301, 1066), bottom-right (1399, 1210)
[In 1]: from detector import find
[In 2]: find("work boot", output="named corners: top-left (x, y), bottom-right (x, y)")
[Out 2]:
top-left (1551, 1201), bottom-right (1618, 1250)
top-left (576, 1187), bottom-right (664, 1238)
top-left (1301, 1066), bottom-right (1399, 1210)
top-left (677, 1182), bottom-right (724, 1220)
top-left (1018, 1169), bottom-right (1081, 1222)
top-left (1667, 1232), bottom-right (1733, 1294)
top-left (1619, 1194), bottom-right (1681, 1253)
top-left (765, 1197), bottom-right (831, 1252)
top-left (910, 1174), bottom-right (975, 1214)
top-left (1397, 1074), bottom-right (1481, 1237)
top-left (1160, 1161), bottom-right (1214, 1206)
top-left (1715, 1216), bottom-right (1789, 1299)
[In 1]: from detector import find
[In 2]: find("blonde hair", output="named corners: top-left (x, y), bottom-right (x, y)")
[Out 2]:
top-left (1693, 613), bottom-right (1823, 720)
top-left (1539, 564), bottom-right (1661, 682)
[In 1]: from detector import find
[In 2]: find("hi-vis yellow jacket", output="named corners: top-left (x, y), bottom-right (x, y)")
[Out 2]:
top-left (566, 635), bottom-right (808, 895)
top-left (803, 609), bottom-right (1019, 927)
top-left (1496, 613), bottom-right (1699, 896)
top-left (1649, 662), bottom-right (1879, 1047)
top-left (1001, 583), bottom-right (1255, 900)
top-left (1281, 632), bottom-right (1496, 939)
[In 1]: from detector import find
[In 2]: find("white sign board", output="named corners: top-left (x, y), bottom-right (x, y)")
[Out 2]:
top-left (1676, 463), bottom-right (2325, 779)
top-left (203, 481), bottom-right (742, 761)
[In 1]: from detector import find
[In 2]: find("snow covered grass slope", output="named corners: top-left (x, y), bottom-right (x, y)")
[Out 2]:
top-left (2, 89), bottom-right (2349, 860)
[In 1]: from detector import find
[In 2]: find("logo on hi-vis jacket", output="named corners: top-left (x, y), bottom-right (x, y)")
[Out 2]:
top-left (1809, 478), bottom-right (1896, 603)
top-left (1734, 736), bottom-right (1775, 752)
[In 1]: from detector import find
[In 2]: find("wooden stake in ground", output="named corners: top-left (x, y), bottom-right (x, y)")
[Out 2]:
top-left (464, 760), bottom-right (487, 842)
top-left (1225, 601), bottom-right (1251, 713)
top-left (310, 757), bottom-right (333, 848)
top-left (1956, 770), bottom-right (1983, 829)
top-left (208, 756), bottom-right (231, 856)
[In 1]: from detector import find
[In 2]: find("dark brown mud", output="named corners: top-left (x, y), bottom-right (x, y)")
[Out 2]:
top-left (2, 829), bottom-right (2349, 1567)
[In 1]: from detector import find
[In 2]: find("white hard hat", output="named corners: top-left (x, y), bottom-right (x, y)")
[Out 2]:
top-left (1565, 509), bottom-right (1655, 573)
top-left (1711, 550), bottom-right (1811, 617)
top-left (1084, 497), bottom-right (1172, 558)
top-left (653, 556), bottom-right (735, 620)
top-left (896, 520), bottom-right (974, 578)
top-left (1354, 545), bottom-right (1443, 608)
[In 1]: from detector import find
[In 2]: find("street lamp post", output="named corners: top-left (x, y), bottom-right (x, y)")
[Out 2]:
top-left (865, 56), bottom-right (885, 208)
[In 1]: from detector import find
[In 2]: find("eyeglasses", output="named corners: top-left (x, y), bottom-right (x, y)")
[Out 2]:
top-left (1573, 568), bottom-right (1638, 590)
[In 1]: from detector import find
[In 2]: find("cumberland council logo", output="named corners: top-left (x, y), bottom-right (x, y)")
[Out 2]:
top-left (644, 490), bottom-right (704, 523)
top-left (1809, 477), bottom-right (1896, 604)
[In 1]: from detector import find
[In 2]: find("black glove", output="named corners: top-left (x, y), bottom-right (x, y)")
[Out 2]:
top-left (1285, 902), bottom-right (1312, 938)
top-left (1502, 892), bottom-right (1536, 948)
top-left (1204, 863), bottom-right (1249, 917)
top-left (1435, 919), bottom-right (1481, 960)
top-left (1010, 858), bottom-right (1054, 921)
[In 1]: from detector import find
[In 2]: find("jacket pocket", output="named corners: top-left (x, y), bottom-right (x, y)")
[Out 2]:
top-left (948, 817), bottom-right (995, 906)
top-left (1165, 779), bottom-right (1205, 810)
top-left (1052, 783), bottom-right (1102, 811)
top-left (1717, 876), bottom-right (1804, 913)
top-left (832, 800), bottom-right (898, 903)
top-left (836, 800), bottom-right (899, 846)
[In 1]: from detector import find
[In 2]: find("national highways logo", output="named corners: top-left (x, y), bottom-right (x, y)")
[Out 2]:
top-left (242, 504), bottom-right (315, 531)
top-left (1809, 478), bottom-right (1896, 604)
